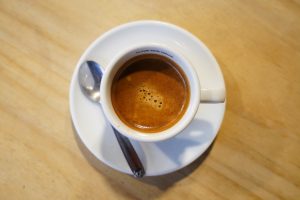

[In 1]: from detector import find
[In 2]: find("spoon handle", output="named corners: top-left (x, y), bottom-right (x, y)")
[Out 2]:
top-left (112, 127), bottom-right (145, 178)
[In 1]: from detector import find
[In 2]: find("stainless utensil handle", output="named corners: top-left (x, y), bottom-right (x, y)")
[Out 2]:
top-left (112, 127), bottom-right (145, 178)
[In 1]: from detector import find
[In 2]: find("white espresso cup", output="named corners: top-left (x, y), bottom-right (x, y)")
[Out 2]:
top-left (100, 44), bottom-right (225, 142)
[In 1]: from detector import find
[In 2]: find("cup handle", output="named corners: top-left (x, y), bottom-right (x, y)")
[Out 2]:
top-left (200, 88), bottom-right (226, 103)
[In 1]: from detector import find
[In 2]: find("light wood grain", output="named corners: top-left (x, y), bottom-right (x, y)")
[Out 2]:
top-left (1, 0), bottom-right (300, 199)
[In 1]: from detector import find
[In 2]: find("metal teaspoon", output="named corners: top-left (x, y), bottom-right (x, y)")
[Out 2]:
top-left (78, 60), bottom-right (145, 178)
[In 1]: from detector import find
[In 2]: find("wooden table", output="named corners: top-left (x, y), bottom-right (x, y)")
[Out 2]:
top-left (1, 1), bottom-right (300, 199)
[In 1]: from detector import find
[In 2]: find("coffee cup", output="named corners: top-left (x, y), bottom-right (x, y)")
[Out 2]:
top-left (100, 44), bottom-right (225, 142)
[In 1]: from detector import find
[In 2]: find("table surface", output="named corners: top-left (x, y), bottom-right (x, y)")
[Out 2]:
top-left (1, 1), bottom-right (300, 199)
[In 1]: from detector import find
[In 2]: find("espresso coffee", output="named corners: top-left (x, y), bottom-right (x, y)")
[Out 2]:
top-left (111, 54), bottom-right (190, 133)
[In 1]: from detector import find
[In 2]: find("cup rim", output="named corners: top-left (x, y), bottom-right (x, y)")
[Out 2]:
top-left (100, 43), bottom-right (201, 142)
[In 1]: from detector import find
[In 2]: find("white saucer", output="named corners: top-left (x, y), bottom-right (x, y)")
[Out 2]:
top-left (69, 21), bottom-right (226, 176)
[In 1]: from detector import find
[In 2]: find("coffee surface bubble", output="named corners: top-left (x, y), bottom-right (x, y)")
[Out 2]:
top-left (137, 85), bottom-right (163, 110)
